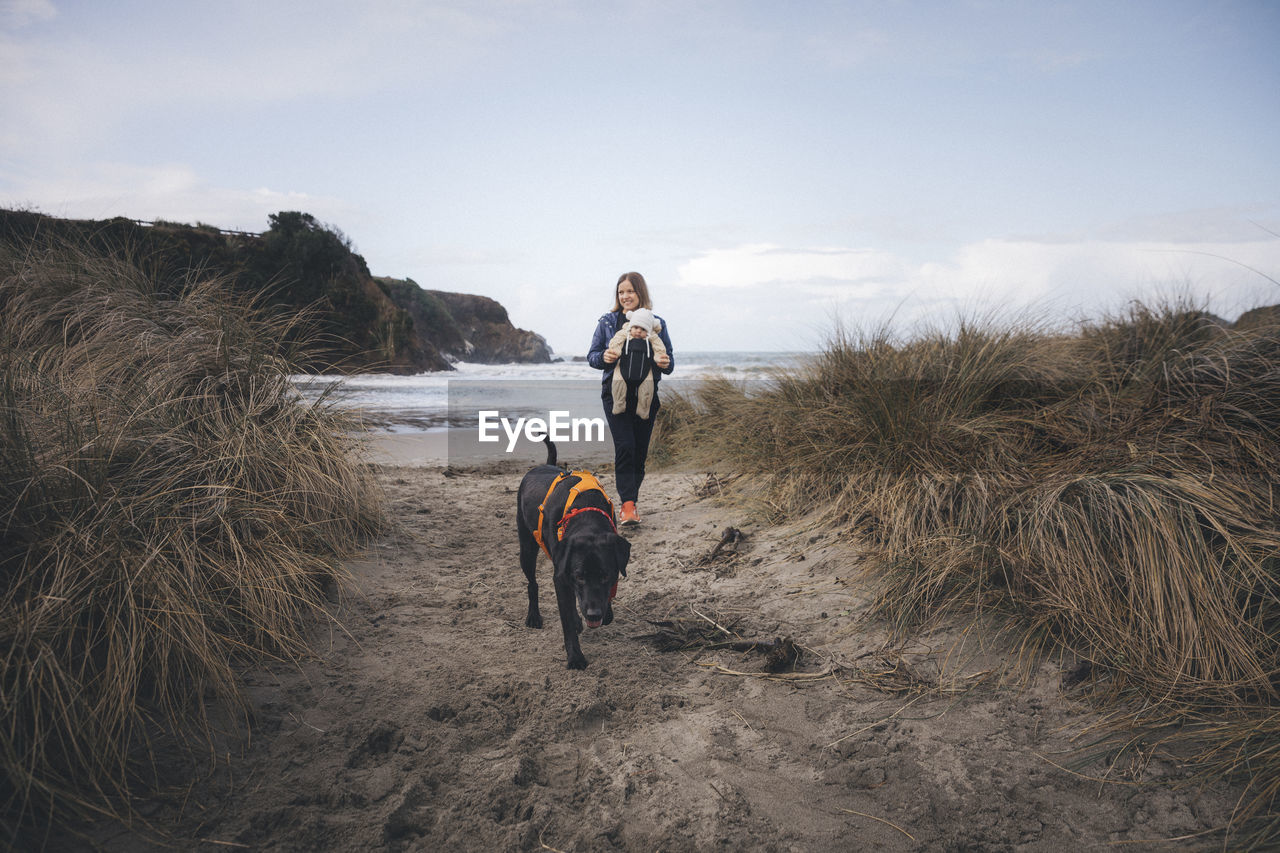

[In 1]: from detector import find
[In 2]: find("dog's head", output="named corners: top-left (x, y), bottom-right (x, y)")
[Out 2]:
top-left (562, 533), bottom-right (630, 628)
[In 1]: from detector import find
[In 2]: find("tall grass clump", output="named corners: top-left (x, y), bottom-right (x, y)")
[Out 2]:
top-left (0, 239), bottom-right (383, 844)
top-left (661, 302), bottom-right (1280, 843)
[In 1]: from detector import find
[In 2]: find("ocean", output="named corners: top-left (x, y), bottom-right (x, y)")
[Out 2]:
top-left (293, 350), bottom-right (809, 434)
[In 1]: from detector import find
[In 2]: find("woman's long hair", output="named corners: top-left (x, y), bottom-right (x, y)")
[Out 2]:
top-left (612, 271), bottom-right (653, 312)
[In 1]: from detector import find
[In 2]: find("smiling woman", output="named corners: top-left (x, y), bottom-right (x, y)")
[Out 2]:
top-left (586, 272), bottom-right (675, 527)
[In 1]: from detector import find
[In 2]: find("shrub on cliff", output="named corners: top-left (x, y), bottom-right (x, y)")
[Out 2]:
top-left (248, 211), bottom-right (428, 371)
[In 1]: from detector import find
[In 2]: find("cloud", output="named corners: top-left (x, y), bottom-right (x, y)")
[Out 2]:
top-left (5, 1), bottom-right (514, 107)
top-left (1, 0), bottom-right (55, 29)
top-left (0, 1), bottom-right (524, 164)
top-left (1013, 47), bottom-right (1093, 73)
top-left (0, 0), bottom-right (52, 88)
top-left (675, 237), bottom-right (1280, 344)
top-left (677, 243), bottom-right (907, 292)
top-left (1091, 206), bottom-right (1280, 244)
top-left (804, 27), bottom-right (892, 70)
top-left (917, 238), bottom-right (1280, 312)
top-left (2, 162), bottom-right (348, 233)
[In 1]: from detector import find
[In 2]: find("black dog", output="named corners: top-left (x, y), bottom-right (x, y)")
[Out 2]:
top-left (516, 440), bottom-right (630, 669)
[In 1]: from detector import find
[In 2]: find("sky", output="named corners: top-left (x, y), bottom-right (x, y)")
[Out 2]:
top-left (2, 0), bottom-right (1278, 356)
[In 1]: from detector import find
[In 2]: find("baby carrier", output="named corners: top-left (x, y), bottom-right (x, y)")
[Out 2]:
top-left (617, 335), bottom-right (652, 389)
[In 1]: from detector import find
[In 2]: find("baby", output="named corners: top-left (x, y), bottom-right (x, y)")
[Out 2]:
top-left (605, 307), bottom-right (668, 419)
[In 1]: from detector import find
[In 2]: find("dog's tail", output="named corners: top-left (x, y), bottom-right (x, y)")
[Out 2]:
top-left (543, 436), bottom-right (557, 467)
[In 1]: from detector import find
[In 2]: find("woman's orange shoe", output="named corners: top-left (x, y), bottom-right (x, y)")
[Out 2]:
top-left (620, 501), bottom-right (640, 526)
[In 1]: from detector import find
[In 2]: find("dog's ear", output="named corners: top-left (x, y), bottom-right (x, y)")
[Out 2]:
top-left (614, 535), bottom-right (631, 576)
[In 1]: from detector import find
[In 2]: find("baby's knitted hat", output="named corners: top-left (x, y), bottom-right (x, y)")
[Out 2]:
top-left (626, 308), bottom-right (656, 334)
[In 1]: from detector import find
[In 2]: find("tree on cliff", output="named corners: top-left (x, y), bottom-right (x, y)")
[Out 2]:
top-left (246, 211), bottom-right (424, 371)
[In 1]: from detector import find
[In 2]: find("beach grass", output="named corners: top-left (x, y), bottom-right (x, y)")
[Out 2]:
top-left (0, 240), bottom-right (383, 843)
top-left (659, 301), bottom-right (1280, 845)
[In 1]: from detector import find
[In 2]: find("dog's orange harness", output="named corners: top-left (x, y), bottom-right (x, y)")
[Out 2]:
top-left (534, 470), bottom-right (616, 560)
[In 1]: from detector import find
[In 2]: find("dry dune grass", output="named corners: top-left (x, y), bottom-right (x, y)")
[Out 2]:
top-left (0, 240), bottom-right (383, 845)
top-left (660, 302), bottom-right (1280, 845)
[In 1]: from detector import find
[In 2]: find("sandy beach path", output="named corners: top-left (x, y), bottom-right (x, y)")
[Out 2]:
top-left (63, 460), bottom-right (1240, 852)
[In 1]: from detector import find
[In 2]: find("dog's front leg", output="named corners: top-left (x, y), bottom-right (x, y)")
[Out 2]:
top-left (518, 529), bottom-right (542, 629)
top-left (552, 571), bottom-right (587, 670)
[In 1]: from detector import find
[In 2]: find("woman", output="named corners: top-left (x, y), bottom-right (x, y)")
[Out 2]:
top-left (587, 272), bottom-right (674, 526)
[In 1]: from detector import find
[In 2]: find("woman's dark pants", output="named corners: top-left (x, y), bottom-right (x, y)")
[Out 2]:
top-left (603, 392), bottom-right (658, 504)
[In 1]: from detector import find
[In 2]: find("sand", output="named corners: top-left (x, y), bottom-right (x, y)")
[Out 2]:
top-left (48, 436), bottom-right (1244, 851)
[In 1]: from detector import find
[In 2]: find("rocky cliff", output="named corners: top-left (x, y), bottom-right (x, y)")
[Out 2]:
top-left (0, 209), bottom-right (549, 373)
top-left (378, 279), bottom-right (551, 364)
top-left (428, 290), bottom-right (552, 363)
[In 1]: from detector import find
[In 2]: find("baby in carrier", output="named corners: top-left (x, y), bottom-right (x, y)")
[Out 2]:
top-left (605, 307), bottom-right (668, 419)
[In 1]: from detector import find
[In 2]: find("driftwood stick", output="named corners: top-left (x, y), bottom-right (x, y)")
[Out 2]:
top-left (690, 605), bottom-right (738, 638)
top-left (707, 526), bottom-right (743, 560)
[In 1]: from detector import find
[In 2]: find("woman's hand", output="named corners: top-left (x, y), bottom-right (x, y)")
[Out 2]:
top-left (603, 350), bottom-right (619, 364)
top-left (655, 353), bottom-right (670, 369)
